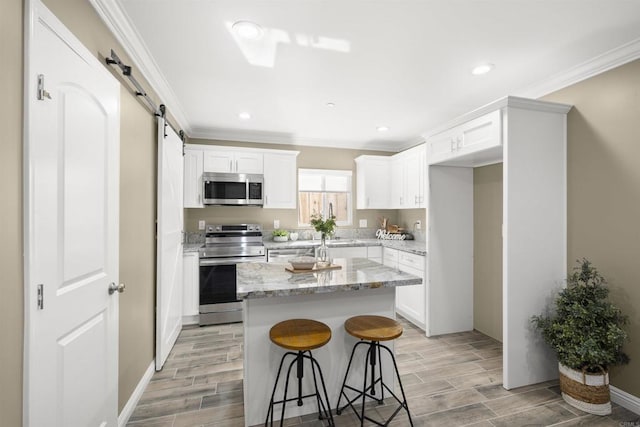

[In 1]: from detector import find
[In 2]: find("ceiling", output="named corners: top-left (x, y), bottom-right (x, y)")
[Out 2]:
top-left (99, 0), bottom-right (640, 151)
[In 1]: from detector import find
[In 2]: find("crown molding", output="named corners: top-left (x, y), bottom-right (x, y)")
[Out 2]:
top-left (89, 0), bottom-right (191, 132)
top-left (420, 38), bottom-right (640, 142)
top-left (517, 37), bottom-right (640, 99)
top-left (188, 127), bottom-right (399, 152)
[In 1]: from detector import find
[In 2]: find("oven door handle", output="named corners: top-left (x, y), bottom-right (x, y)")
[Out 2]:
top-left (200, 257), bottom-right (263, 266)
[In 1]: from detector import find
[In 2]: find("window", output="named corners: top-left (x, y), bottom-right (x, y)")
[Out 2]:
top-left (298, 169), bottom-right (352, 226)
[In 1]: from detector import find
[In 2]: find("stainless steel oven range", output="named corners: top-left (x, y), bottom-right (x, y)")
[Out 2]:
top-left (198, 223), bottom-right (265, 325)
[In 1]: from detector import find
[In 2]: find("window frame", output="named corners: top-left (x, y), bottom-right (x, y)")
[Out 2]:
top-left (297, 168), bottom-right (353, 227)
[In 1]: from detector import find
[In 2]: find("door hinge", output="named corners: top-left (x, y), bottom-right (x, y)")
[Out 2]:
top-left (37, 74), bottom-right (52, 100)
top-left (37, 284), bottom-right (44, 310)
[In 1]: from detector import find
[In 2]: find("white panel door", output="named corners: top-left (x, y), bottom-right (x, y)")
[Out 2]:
top-left (25, 2), bottom-right (120, 425)
top-left (156, 119), bottom-right (184, 370)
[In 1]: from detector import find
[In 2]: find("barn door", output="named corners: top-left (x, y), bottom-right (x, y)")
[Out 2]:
top-left (155, 117), bottom-right (184, 370)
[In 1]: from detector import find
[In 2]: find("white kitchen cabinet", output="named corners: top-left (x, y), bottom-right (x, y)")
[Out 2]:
top-left (391, 144), bottom-right (426, 209)
top-left (355, 155), bottom-right (390, 209)
top-left (203, 149), bottom-right (263, 174)
top-left (182, 252), bottom-right (200, 325)
top-left (427, 110), bottom-right (502, 167)
top-left (384, 247), bottom-right (426, 329)
top-left (382, 246), bottom-right (399, 268)
top-left (330, 246), bottom-right (367, 260)
top-left (263, 151), bottom-right (299, 209)
top-left (367, 246), bottom-right (382, 263)
top-left (384, 248), bottom-right (426, 330)
top-left (390, 156), bottom-right (404, 208)
top-left (183, 147), bottom-right (204, 208)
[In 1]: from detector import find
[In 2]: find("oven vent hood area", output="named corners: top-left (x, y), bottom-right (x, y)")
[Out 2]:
top-left (203, 172), bottom-right (264, 207)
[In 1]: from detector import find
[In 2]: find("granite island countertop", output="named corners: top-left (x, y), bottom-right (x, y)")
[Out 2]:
top-left (263, 238), bottom-right (427, 256)
top-left (237, 257), bottom-right (422, 299)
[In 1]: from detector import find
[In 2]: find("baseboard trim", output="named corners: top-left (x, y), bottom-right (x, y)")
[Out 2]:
top-left (611, 385), bottom-right (640, 415)
top-left (118, 360), bottom-right (155, 427)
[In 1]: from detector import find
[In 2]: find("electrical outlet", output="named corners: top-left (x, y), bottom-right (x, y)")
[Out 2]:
top-left (359, 219), bottom-right (367, 228)
top-left (198, 220), bottom-right (205, 230)
top-left (273, 219), bottom-right (280, 229)
top-left (415, 220), bottom-right (422, 230)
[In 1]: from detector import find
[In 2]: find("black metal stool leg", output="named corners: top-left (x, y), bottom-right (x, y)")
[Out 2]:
top-left (265, 352), bottom-right (294, 427)
top-left (308, 352), bottom-right (336, 426)
top-left (336, 340), bottom-right (369, 415)
top-left (380, 344), bottom-right (414, 427)
top-left (296, 351), bottom-right (304, 406)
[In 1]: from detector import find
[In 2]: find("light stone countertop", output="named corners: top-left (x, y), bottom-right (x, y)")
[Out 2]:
top-left (236, 257), bottom-right (422, 299)
top-left (183, 243), bottom-right (203, 253)
top-left (263, 238), bottom-right (427, 256)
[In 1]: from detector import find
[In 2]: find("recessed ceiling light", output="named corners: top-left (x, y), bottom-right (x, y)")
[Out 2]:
top-left (377, 126), bottom-right (389, 132)
top-left (326, 102), bottom-right (336, 108)
top-left (232, 21), bottom-right (264, 40)
top-left (472, 63), bottom-right (495, 75)
top-left (238, 112), bottom-right (251, 120)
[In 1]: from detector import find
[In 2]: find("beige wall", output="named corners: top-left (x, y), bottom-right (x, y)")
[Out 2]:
top-left (0, 0), bottom-right (24, 425)
top-left (543, 59), bottom-right (640, 396)
top-left (185, 138), bottom-right (398, 232)
top-left (117, 88), bottom-right (157, 410)
top-left (473, 164), bottom-right (503, 342)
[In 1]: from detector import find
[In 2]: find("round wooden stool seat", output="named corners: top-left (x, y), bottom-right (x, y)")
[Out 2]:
top-left (344, 315), bottom-right (403, 342)
top-left (269, 319), bottom-right (332, 351)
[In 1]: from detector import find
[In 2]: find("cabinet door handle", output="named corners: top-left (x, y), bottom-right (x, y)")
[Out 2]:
top-left (450, 138), bottom-right (455, 152)
top-left (457, 136), bottom-right (462, 150)
top-left (400, 196), bottom-right (403, 205)
top-left (229, 160), bottom-right (232, 171)
top-left (236, 160), bottom-right (238, 171)
top-left (415, 195), bottom-right (418, 205)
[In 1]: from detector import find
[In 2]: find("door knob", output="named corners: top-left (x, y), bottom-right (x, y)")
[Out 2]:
top-left (108, 282), bottom-right (126, 295)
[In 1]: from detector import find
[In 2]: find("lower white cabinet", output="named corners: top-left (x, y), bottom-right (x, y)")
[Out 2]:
top-left (367, 246), bottom-right (382, 263)
top-left (384, 247), bottom-right (426, 330)
top-left (330, 246), bottom-right (367, 260)
top-left (182, 252), bottom-right (200, 324)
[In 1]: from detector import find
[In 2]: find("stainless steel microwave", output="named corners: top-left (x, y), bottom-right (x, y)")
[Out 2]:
top-left (202, 172), bottom-right (264, 206)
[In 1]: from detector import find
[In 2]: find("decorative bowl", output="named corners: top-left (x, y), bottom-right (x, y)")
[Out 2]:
top-left (290, 256), bottom-right (316, 270)
top-left (273, 236), bottom-right (288, 242)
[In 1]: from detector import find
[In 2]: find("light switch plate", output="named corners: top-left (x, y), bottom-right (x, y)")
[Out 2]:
top-left (415, 220), bottom-right (422, 230)
top-left (273, 219), bottom-right (280, 229)
top-left (198, 220), bottom-right (205, 230)
top-left (359, 219), bottom-right (367, 228)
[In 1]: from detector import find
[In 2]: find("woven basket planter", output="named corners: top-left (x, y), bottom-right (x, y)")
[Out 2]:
top-left (558, 363), bottom-right (611, 415)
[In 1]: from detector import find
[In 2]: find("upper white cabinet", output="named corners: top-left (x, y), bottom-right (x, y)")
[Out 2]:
top-left (183, 147), bottom-right (204, 208)
top-left (427, 110), bottom-right (502, 167)
top-left (391, 144), bottom-right (426, 208)
top-left (355, 155), bottom-right (390, 209)
top-left (356, 145), bottom-right (426, 210)
top-left (263, 151), bottom-right (299, 209)
top-left (203, 149), bottom-right (263, 174)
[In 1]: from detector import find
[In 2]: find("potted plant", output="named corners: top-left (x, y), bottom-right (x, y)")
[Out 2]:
top-left (272, 229), bottom-right (289, 242)
top-left (310, 211), bottom-right (336, 265)
top-left (531, 259), bottom-right (630, 415)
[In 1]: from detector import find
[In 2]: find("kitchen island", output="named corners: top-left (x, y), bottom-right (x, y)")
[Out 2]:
top-left (237, 258), bottom-right (421, 426)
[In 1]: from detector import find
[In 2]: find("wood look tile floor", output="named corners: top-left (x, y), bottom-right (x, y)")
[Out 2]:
top-left (127, 318), bottom-right (639, 427)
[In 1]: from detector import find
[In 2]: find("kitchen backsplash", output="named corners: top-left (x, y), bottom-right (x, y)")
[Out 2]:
top-left (186, 227), bottom-right (426, 243)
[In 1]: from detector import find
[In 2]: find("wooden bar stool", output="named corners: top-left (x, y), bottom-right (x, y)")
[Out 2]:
top-left (265, 319), bottom-right (335, 426)
top-left (335, 315), bottom-right (413, 426)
